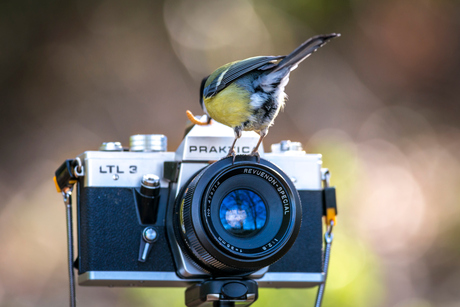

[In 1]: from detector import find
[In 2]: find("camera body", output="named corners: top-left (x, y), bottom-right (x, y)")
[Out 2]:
top-left (76, 121), bottom-right (325, 288)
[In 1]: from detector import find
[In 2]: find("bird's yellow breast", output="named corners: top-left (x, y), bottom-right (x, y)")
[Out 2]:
top-left (204, 83), bottom-right (252, 128)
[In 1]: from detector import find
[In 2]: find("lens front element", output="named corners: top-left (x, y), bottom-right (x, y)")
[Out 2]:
top-left (219, 189), bottom-right (267, 238)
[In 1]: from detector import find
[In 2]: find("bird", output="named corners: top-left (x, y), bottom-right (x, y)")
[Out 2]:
top-left (186, 33), bottom-right (340, 160)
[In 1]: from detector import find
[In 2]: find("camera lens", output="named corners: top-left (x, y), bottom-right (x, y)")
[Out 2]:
top-left (174, 155), bottom-right (302, 275)
top-left (219, 189), bottom-right (267, 238)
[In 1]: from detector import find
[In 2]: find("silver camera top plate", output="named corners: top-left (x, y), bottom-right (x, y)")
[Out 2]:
top-left (77, 151), bottom-right (175, 188)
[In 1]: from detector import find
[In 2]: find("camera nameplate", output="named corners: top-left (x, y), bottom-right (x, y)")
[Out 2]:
top-left (78, 151), bottom-right (175, 188)
top-left (177, 121), bottom-right (263, 161)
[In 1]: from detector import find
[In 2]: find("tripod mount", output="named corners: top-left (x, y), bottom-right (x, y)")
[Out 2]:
top-left (185, 278), bottom-right (258, 307)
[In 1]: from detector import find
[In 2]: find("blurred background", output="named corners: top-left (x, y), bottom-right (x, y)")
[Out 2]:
top-left (1, 0), bottom-right (459, 306)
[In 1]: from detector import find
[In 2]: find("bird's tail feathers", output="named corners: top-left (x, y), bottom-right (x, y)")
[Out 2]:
top-left (273, 33), bottom-right (340, 72)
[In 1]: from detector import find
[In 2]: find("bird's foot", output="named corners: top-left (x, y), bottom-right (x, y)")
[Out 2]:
top-left (250, 150), bottom-right (261, 163)
top-left (227, 150), bottom-right (236, 164)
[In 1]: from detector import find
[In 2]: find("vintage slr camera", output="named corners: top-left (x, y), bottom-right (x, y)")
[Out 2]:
top-left (55, 119), bottom-right (337, 305)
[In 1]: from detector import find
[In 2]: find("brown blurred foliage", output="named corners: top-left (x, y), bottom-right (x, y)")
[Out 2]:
top-left (1, 0), bottom-right (460, 306)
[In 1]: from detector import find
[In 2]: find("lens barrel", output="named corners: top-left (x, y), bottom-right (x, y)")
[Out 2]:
top-left (174, 155), bottom-right (302, 275)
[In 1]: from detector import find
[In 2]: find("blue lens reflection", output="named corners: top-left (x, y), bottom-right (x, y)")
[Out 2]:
top-left (219, 189), bottom-right (267, 237)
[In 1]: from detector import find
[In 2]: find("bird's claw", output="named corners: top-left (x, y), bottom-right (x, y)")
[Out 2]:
top-left (227, 150), bottom-right (236, 164)
top-left (250, 150), bottom-right (261, 163)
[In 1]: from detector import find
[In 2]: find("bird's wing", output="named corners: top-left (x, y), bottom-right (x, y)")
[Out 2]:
top-left (203, 55), bottom-right (285, 98)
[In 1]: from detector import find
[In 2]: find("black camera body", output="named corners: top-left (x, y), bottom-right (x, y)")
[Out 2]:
top-left (75, 121), bottom-right (328, 288)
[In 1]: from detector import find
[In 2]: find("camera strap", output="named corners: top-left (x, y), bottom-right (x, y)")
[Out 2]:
top-left (62, 190), bottom-right (77, 307)
top-left (314, 169), bottom-right (337, 307)
top-left (314, 219), bottom-right (334, 307)
top-left (55, 158), bottom-right (84, 307)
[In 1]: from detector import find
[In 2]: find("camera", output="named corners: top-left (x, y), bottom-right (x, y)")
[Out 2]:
top-left (60, 120), bottom-right (335, 290)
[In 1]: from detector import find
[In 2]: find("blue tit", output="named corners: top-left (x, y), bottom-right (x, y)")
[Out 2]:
top-left (188, 33), bottom-right (340, 158)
